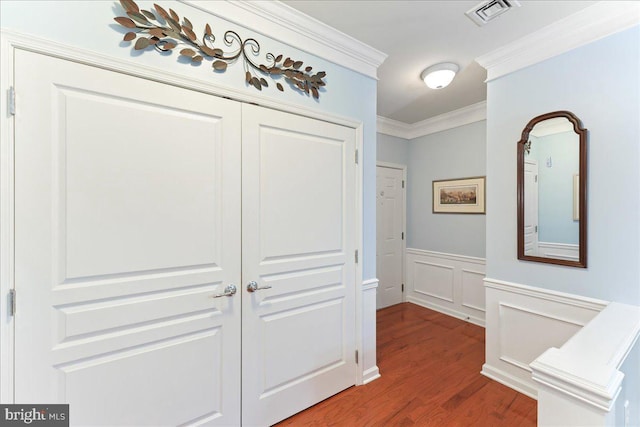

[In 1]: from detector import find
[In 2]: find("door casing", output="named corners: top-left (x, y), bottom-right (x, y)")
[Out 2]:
top-left (524, 159), bottom-right (539, 256)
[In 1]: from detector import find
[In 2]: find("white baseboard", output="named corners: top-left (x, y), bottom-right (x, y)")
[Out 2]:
top-left (362, 366), bottom-right (381, 385)
top-left (406, 249), bottom-right (486, 326)
top-left (483, 278), bottom-right (607, 399)
top-left (407, 297), bottom-right (485, 327)
top-left (481, 363), bottom-right (537, 399)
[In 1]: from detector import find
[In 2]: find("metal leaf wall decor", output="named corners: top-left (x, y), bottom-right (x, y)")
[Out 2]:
top-left (113, 0), bottom-right (327, 98)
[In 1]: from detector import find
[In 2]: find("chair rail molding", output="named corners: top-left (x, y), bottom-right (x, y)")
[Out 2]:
top-left (482, 278), bottom-right (608, 399)
top-left (531, 302), bottom-right (640, 427)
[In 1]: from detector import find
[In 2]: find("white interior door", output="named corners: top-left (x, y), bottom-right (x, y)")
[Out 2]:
top-left (376, 165), bottom-right (404, 309)
top-left (524, 159), bottom-right (539, 255)
top-left (241, 104), bottom-right (357, 426)
top-left (13, 50), bottom-right (242, 426)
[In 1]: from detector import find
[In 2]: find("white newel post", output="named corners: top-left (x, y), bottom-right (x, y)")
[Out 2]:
top-left (531, 302), bottom-right (640, 427)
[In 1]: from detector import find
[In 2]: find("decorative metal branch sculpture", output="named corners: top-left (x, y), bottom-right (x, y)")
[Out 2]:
top-left (114, 0), bottom-right (327, 98)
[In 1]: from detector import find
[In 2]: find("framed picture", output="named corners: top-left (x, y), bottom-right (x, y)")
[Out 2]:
top-left (432, 176), bottom-right (486, 214)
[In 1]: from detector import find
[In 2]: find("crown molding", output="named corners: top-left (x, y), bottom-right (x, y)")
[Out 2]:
top-left (476, 1), bottom-right (640, 81)
top-left (376, 116), bottom-right (413, 139)
top-left (408, 101), bottom-right (486, 139)
top-left (377, 101), bottom-right (487, 140)
top-left (179, 0), bottom-right (387, 80)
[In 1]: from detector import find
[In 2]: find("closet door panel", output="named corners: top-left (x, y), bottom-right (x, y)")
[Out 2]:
top-left (241, 104), bottom-right (357, 426)
top-left (13, 50), bottom-right (242, 426)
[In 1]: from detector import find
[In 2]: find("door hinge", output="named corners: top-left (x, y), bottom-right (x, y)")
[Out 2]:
top-left (401, 232), bottom-right (404, 240)
top-left (402, 180), bottom-right (405, 189)
top-left (535, 225), bottom-right (538, 233)
top-left (9, 289), bottom-right (16, 316)
top-left (535, 175), bottom-right (538, 183)
top-left (355, 350), bottom-right (359, 364)
top-left (401, 284), bottom-right (404, 292)
top-left (355, 149), bottom-right (359, 164)
top-left (355, 250), bottom-right (359, 263)
top-left (8, 86), bottom-right (15, 116)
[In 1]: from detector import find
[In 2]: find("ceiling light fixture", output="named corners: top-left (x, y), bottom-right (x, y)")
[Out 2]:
top-left (421, 63), bottom-right (459, 89)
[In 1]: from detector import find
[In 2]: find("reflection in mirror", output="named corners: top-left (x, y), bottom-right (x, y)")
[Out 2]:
top-left (518, 111), bottom-right (587, 268)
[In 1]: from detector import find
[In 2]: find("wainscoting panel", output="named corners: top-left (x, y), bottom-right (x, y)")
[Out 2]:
top-left (461, 269), bottom-right (486, 313)
top-left (537, 242), bottom-right (579, 262)
top-left (482, 278), bottom-right (607, 398)
top-left (406, 249), bottom-right (486, 326)
top-left (413, 261), bottom-right (454, 302)
top-left (498, 303), bottom-right (582, 375)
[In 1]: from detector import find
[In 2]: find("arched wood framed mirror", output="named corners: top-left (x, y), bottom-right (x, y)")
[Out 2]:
top-left (517, 111), bottom-right (587, 267)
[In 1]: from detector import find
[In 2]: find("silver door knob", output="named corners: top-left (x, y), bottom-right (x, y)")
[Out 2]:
top-left (211, 284), bottom-right (237, 298)
top-left (247, 281), bottom-right (272, 293)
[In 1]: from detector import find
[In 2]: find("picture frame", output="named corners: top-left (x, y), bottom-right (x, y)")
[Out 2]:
top-left (432, 176), bottom-right (486, 214)
top-left (573, 174), bottom-right (579, 221)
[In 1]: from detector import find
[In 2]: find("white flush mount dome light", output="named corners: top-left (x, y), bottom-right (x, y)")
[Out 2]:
top-left (421, 62), bottom-right (459, 89)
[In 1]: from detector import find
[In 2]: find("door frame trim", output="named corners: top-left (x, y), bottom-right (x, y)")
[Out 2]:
top-left (376, 161), bottom-right (407, 306)
top-left (524, 158), bottom-right (539, 257)
top-left (0, 29), bottom-right (366, 401)
top-left (0, 31), bottom-right (16, 403)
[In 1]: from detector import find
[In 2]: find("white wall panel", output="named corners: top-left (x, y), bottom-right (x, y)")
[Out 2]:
top-left (537, 242), bottom-right (579, 262)
top-left (461, 269), bottom-right (486, 313)
top-left (413, 261), bottom-right (454, 302)
top-left (483, 278), bottom-right (607, 398)
top-left (406, 249), bottom-right (486, 326)
top-left (498, 303), bottom-right (582, 374)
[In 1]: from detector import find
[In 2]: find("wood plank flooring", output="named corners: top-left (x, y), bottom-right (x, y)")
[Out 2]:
top-left (276, 303), bottom-right (537, 426)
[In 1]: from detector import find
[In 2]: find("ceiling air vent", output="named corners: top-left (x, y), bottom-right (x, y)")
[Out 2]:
top-left (465, 0), bottom-right (521, 27)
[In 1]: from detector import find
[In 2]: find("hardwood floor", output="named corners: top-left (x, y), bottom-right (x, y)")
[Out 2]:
top-left (276, 303), bottom-right (537, 426)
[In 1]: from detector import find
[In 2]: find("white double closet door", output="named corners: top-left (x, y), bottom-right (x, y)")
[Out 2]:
top-left (12, 50), bottom-right (356, 426)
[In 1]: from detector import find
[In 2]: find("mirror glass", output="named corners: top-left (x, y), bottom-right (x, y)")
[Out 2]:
top-left (518, 111), bottom-right (587, 267)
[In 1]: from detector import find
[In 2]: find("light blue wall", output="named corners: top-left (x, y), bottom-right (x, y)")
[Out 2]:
top-left (0, 0), bottom-right (378, 279)
top-left (407, 121), bottom-right (486, 257)
top-left (486, 25), bottom-right (640, 304)
top-left (532, 131), bottom-right (580, 244)
top-left (487, 27), bottom-right (640, 425)
top-left (377, 133), bottom-right (409, 165)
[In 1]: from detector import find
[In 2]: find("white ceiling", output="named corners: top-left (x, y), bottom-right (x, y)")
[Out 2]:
top-left (281, 0), bottom-right (598, 124)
